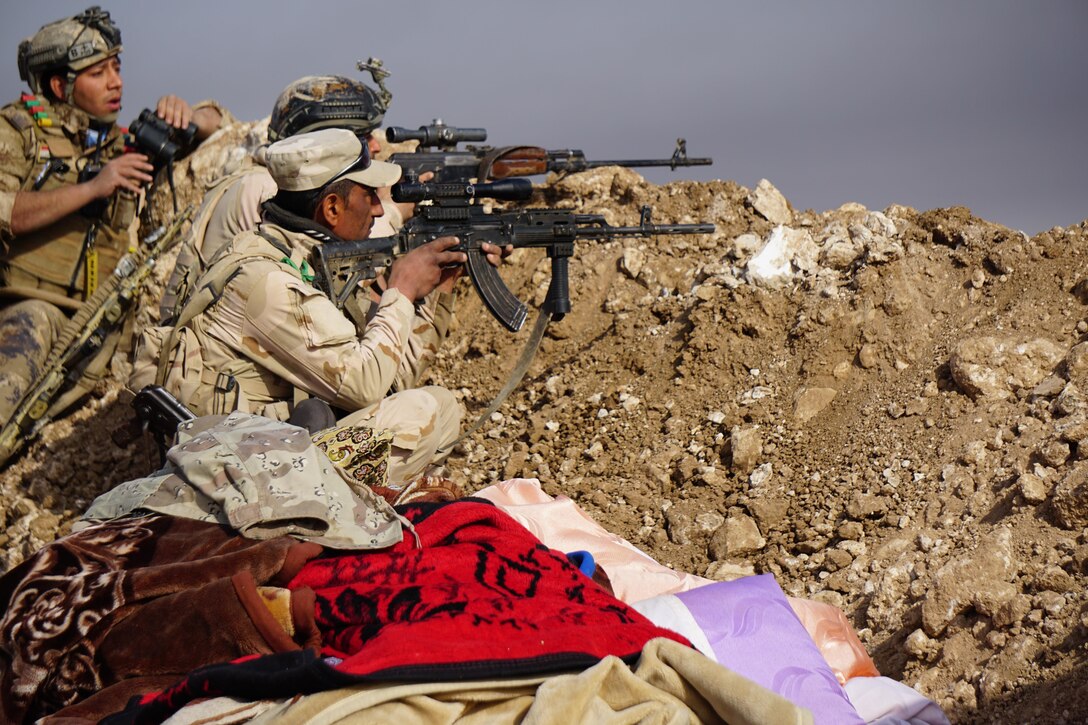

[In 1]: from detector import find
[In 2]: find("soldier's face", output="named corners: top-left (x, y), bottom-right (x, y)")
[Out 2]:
top-left (71, 57), bottom-right (123, 119)
top-left (334, 183), bottom-right (385, 239)
top-left (365, 133), bottom-right (381, 156)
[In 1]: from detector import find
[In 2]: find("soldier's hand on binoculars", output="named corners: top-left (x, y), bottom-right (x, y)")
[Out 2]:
top-left (155, 94), bottom-right (193, 130)
top-left (92, 153), bottom-right (154, 196)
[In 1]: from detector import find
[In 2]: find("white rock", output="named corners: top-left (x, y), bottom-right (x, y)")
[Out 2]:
top-left (620, 246), bottom-right (645, 279)
top-left (749, 178), bottom-right (793, 225)
top-left (749, 462), bottom-right (773, 487)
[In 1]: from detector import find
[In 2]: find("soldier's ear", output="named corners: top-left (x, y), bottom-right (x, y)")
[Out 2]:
top-left (314, 191), bottom-right (342, 227)
top-left (48, 75), bottom-right (67, 101)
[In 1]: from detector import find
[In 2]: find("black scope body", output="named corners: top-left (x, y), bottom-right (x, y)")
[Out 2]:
top-left (391, 178), bottom-right (533, 204)
top-left (386, 123), bottom-right (487, 147)
top-left (128, 109), bottom-right (198, 171)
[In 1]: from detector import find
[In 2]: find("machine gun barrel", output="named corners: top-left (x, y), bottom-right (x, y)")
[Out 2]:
top-left (390, 137), bottom-right (713, 186)
top-left (546, 138), bottom-right (712, 173)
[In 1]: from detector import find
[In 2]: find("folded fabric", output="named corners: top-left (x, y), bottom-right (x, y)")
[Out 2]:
top-left (632, 575), bottom-right (864, 725)
top-left (789, 596), bottom-right (879, 683)
top-left (0, 515), bottom-right (323, 723)
top-left (110, 639), bottom-right (813, 725)
top-left (77, 412), bottom-right (404, 550)
top-left (475, 478), bottom-right (710, 601)
top-left (844, 676), bottom-right (951, 725)
top-left (310, 423), bottom-right (393, 491)
top-left (290, 499), bottom-right (692, 680)
top-left (476, 479), bottom-right (878, 685)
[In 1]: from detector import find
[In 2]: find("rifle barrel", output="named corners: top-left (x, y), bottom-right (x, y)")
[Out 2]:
top-left (581, 222), bottom-right (716, 237)
top-left (586, 157), bottom-right (714, 169)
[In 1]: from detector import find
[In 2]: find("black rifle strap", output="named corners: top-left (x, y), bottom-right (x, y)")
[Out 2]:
top-left (439, 307), bottom-right (551, 454)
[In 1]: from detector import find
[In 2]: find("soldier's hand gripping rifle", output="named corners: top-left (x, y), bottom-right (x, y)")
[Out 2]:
top-left (311, 179), bottom-right (715, 332)
top-left (386, 119), bottom-right (712, 189)
top-left (0, 206), bottom-right (195, 468)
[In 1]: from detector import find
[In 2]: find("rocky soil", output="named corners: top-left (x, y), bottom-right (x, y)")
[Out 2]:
top-left (3, 120), bottom-right (1088, 724)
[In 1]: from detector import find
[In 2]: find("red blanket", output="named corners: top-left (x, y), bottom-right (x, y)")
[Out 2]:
top-left (291, 499), bottom-right (690, 680)
top-left (100, 500), bottom-right (692, 724)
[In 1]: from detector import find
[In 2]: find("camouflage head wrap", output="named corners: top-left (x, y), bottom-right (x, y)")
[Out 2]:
top-left (77, 412), bottom-right (406, 550)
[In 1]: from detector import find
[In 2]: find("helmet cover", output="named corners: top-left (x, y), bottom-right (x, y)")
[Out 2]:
top-left (18, 6), bottom-right (122, 95)
top-left (268, 75), bottom-right (387, 143)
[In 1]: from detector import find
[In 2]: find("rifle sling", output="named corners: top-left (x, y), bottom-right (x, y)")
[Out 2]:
top-left (43, 271), bottom-right (125, 370)
top-left (439, 307), bottom-right (551, 454)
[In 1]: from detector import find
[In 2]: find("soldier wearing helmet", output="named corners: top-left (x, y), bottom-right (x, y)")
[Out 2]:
top-left (159, 68), bottom-right (477, 404)
top-left (132, 129), bottom-right (509, 488)
top-left (0, 6), bottom-right (223, 427)
top-left (162, 72), bottom-right (398, 321)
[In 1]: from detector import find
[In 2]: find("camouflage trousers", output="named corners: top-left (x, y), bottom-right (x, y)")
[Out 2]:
top-left (0, 299), bottom-right (66, 427)
top-left (339, 385), bottom-right (462, 487)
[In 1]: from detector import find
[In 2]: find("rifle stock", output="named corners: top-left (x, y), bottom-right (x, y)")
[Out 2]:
top-left (0, 205), bottom-right (194, 469)
top-left (132, 384), bottom-right (195, 464)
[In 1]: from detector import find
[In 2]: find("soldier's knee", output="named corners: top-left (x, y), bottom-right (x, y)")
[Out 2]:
top-left (0, 300), bottom-right (64, 359)
top-left (418, 385), bottom-right (463, 428)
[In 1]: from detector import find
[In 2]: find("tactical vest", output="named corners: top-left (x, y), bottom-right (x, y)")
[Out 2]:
top-left (130, 228), bottom-right (307, 420)
top-left (158, 165), bottom-right (261, 323)
top-left (0, 94), bottom-right (136, 300)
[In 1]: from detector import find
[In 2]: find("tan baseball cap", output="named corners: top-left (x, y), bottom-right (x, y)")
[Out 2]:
top-left (266, 127), bottom-right (401, 192)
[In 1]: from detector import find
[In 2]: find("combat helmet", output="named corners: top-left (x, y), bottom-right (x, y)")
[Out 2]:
top-left (18, 6), bottom-right (122, 98)
top-left (268, 63), bottom-right (392, 143)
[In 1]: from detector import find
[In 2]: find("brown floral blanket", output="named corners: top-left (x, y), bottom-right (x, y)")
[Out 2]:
top-left (0, 515), bottom-right (323, 723)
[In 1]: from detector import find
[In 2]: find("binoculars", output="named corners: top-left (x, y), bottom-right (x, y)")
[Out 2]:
top-left (127, 108), bottom-right (198, 173)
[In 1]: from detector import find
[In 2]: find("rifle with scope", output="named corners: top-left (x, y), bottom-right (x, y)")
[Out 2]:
top-left (385, 119), bottom-right (712, 187)
top-left (311, 178), bottom-right (714, 332)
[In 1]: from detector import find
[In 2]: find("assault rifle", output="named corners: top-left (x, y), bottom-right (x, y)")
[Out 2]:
top-left (311, 179), bottom-right (714, 332)
top-left (386, 119), bottom-right (712, 187)
top-left (133, 384), bottom-right (196, 464)
top-left (0, 206), bottom-right (195, 468)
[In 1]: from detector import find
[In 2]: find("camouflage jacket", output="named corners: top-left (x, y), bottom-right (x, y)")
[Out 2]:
top-left (77, 411), bottom-right (405, 550)
top-left (160, 158), bottom-right (404, 320)
top-left (144, 216), bottom-right (451, 420)
top-left (0, 94), bottom-right (135, 298)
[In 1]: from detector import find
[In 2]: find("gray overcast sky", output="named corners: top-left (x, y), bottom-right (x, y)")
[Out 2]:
top-left (3, 1), bottom-right (1086, 235)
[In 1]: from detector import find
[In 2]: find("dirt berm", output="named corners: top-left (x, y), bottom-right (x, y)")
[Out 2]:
top-left (2, 120), bottom-right (1087, 724)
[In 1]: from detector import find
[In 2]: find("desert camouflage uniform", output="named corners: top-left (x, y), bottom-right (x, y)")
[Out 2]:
top-left (133, 219), bottom-right (461, 485)
top-left (160, 160), bottom-right (403, 320)
top-left (0, 94), bottom-right (135, 424)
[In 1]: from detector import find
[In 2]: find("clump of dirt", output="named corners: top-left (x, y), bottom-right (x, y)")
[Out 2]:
top-left (3, 121), bottom-right (1088, 724)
